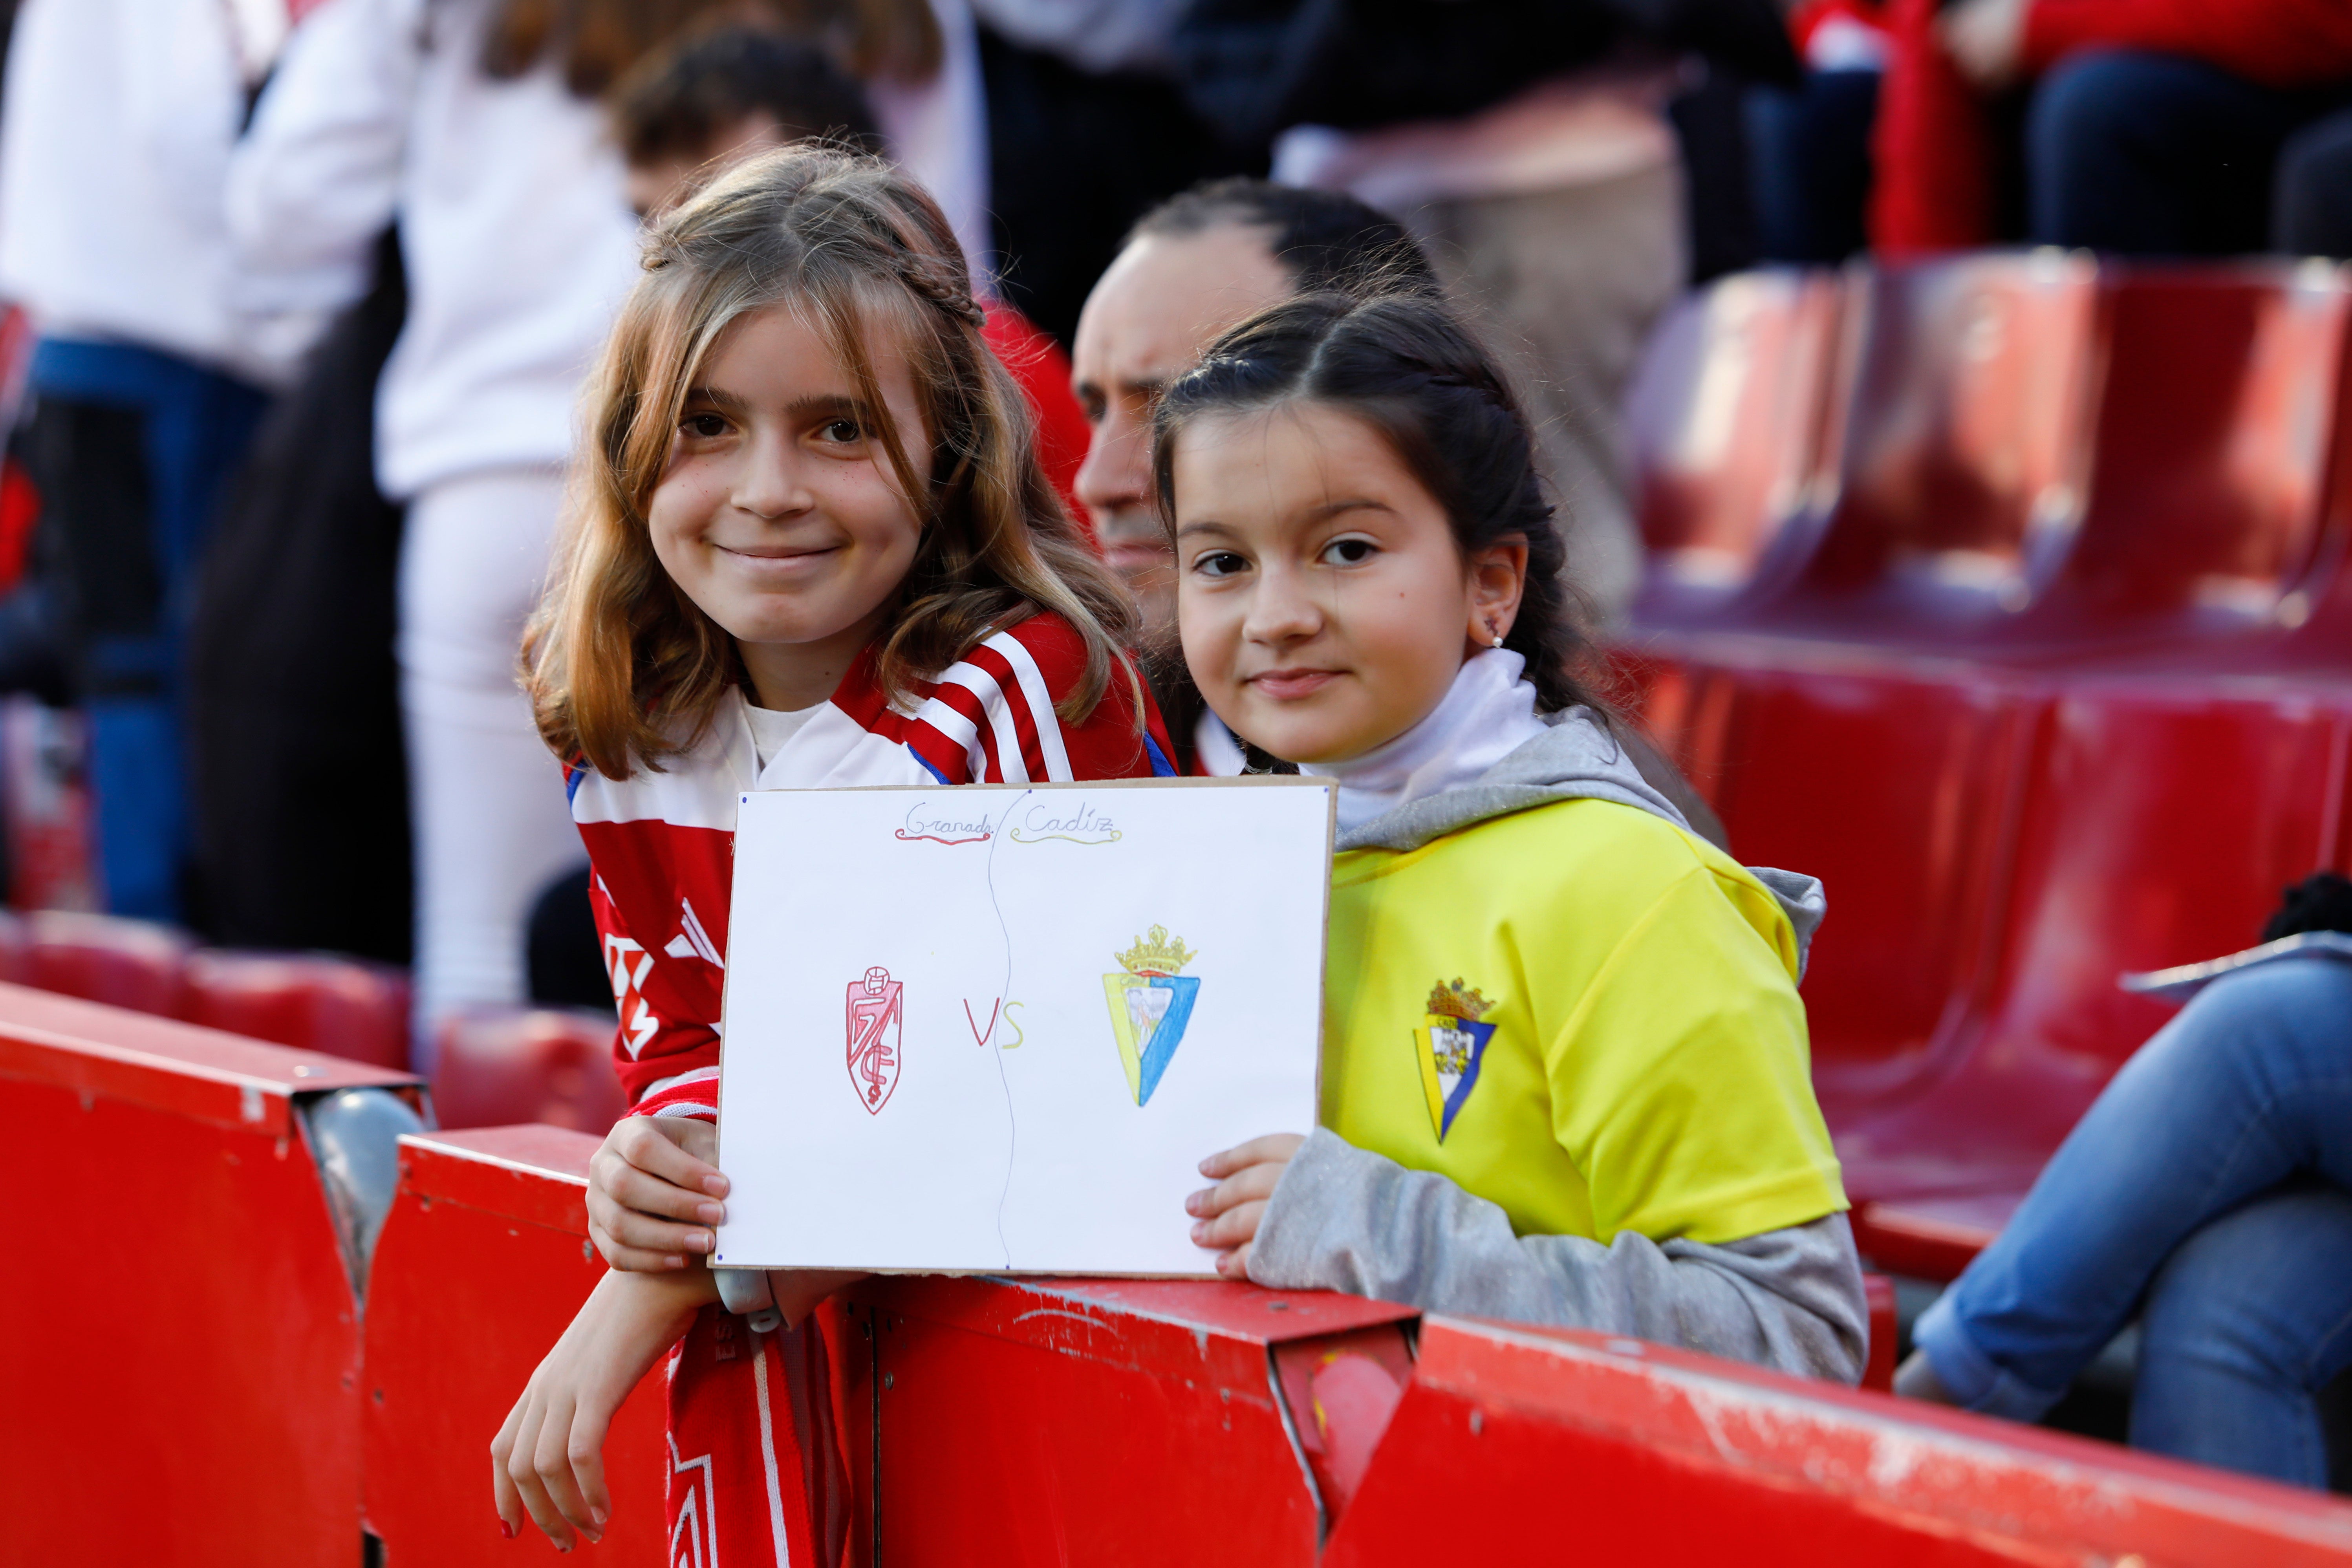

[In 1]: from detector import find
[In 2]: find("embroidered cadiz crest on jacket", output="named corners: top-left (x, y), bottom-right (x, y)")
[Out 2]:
top-left (1415, 978), bottom-right (1496, 1142)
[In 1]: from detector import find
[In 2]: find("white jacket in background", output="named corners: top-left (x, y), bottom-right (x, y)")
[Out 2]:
top-left (227, 0), bottom-right (642, 498)
top-left (0, 0), bottom-right (307, 384)
top-left (871, 0), bottom-right (994, 290)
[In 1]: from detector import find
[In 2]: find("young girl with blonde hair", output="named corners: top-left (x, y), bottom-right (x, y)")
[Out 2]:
top-left (493, 144), bottom-right (1171, 1561)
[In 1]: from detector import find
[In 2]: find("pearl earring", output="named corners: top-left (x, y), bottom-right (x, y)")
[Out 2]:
top-left (1486, 623), bottom-right (1505, 648)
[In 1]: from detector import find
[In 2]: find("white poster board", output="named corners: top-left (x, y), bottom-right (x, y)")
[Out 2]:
top-left (712, 777), bottom-right (1334, 1276)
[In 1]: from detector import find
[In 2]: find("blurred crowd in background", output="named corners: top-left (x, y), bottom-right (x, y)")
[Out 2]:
top-left (0, 0), bottom-right (2341, 1056)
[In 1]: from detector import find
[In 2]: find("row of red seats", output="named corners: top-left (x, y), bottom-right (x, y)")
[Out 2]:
top-left (0, 906), bottom-right (626, 1133)
top-left (1619, 252), bottom-right (2352, 1275)
top-left (10, 983), bottom-right (2343, 1565)
top-left (1628, 253), bottom-right (2352, 649)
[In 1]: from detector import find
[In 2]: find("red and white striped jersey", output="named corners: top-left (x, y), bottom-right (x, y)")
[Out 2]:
top-left (571, 613), bottom-right (1174, 1118)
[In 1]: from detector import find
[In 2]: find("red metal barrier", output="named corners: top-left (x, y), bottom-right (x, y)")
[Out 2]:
top-left (1325, 1316), bottom-right (2352, 1566)
top-left (0, 981), bottom-right (418, 1565)
top-left (844, 1275), bottom-right (1417, 1563)
top-left (9, 973), bottom-right (2345, 1562)
top-left (364, 1125), bottom-right (669, 1564)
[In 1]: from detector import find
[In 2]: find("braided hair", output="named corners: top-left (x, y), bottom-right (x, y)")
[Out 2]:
top-left (1149, 291), bottom-right (1609, 717)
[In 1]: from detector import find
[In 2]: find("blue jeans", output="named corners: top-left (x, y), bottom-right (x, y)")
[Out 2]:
top-left (26, 340), bottom-right (267, 920)
top-left (1746, 69), bottom-right (1880, 264)
top-left (2028, 50), bottom-right (2352, 255)
top-left (1913, 957), bottom-right (2352, 1487)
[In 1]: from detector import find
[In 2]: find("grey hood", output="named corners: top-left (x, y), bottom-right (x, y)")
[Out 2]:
top-left (1336, 706), bottom-right (1827, 976)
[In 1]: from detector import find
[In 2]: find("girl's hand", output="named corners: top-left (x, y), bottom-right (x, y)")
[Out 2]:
top-left (587, 1114), bottom-right (730, 1271)
top-left (1186, 1133), bottom-right (1306, 1278)
top-left (491, 1266), bottom-right (716, 1550)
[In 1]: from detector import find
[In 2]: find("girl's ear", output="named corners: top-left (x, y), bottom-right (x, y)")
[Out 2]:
top-left (1464, 535), bottom-right (1529, 651)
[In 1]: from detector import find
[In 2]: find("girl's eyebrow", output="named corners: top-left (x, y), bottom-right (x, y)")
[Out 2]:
top-left (1177, 498), bottom-right (1390, 540)
top-left (783, 392), bottom-right (865, 419)
top-left (1306, 498), bottom-right (1393, 522)
top-left (679, 388), bottom-right (866, 420)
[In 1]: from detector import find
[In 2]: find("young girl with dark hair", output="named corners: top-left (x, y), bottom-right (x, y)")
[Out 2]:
top-left (493, 145), bottom-right (1171, 1561)
top-left (1164, 292), bottom-right (1868, 1379)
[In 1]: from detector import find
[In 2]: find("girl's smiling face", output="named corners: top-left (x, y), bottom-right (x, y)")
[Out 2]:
top-left (649, 301), bottom-right (930, 709)
top-left (1172, 401), bottom-right (1527, 765)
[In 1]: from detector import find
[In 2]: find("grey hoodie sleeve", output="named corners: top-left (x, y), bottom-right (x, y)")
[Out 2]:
top-left (1248, 1129), bottom-right (1868, 1385)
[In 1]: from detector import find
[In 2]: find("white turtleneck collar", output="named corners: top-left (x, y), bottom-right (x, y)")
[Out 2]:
top-left (1300, 649), bottom-right (1550, 833)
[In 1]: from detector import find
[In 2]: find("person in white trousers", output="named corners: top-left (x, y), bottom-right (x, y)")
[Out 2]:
top-left (230, 0), bottom-right (993, 1062)
top-left (227, 0), bottom-right (643, 1063)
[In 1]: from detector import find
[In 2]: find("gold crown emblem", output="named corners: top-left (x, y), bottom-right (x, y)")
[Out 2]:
top-left (1116, 924), bottom-right (1196, 976)
top-left (1426, 978), bottom-right (1492, 1021)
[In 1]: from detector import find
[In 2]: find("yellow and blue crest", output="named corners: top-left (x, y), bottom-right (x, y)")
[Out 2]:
top-left (1103, 925), bottom-right (1200, 1107)
top-left (1415, 978), bottom-right (1495, 1142)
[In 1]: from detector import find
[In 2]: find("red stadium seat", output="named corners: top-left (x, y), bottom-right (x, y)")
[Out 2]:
top-left (1616, 258), bottom-right (2352, 1284)
top-left (1740, 249), bottom-right (2105, 636)
top-left (2182, 329), bottom-right (2352, 677)
top-left (1684, 656), bottom-right (2352, 1276)
top-left (431, 1006), bottom-right (628, 1133)
top-left (1991, 262), bottom-right (2352, 653)
top-left (180, 948), bottom-right (412, 1071)
top-left (1839, 674), bottom-right (2352, 1269)
top-left (1687, 649), bottom-right (2040, 1127)
top-left (22, 908), bottom-right (189, 1015)
top-left (1625, 268), bottom-right (1847, 622)
top-left (1635, 258), bottom-right (2352, 657)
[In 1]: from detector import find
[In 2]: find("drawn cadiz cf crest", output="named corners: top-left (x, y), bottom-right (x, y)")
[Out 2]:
top-left (1416, 978), bottom-right (1496, 1143)
top-left (1103, 926), bottom-right (1200, 1107)
top-left (846, 966), bottom-right (905, 1114)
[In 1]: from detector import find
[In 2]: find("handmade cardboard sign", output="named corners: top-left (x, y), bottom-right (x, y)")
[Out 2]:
top-left (711, 777), bottom-right (1334, 1276)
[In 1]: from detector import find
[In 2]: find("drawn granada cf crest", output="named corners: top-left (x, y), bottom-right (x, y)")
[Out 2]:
top-left (1102, 925), bottom-right (1200, 1107)
top-left (845, 966), bottom-right (904, 1114)
top-left (1416, 978), bottom-right (1496, 1143)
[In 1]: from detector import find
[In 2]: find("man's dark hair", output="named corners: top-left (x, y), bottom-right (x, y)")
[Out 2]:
top-left (1126, 177), bottom-right (1439, 298)
top-left (610, 26), bottom-right (881, 168)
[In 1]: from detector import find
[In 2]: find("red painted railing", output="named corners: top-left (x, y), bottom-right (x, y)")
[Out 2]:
top-left (4, 985), bottom-right (2348, 1565)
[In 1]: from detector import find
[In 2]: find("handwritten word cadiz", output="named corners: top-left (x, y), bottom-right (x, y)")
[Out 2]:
top-left (1009, 800), bottom-right (1121, 846)
top-left (894, 801), bottom-right (996, 846)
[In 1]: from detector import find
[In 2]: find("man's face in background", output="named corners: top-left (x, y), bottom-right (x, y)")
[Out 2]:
top-left (1070, 223), bottom-right (1293, 639)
